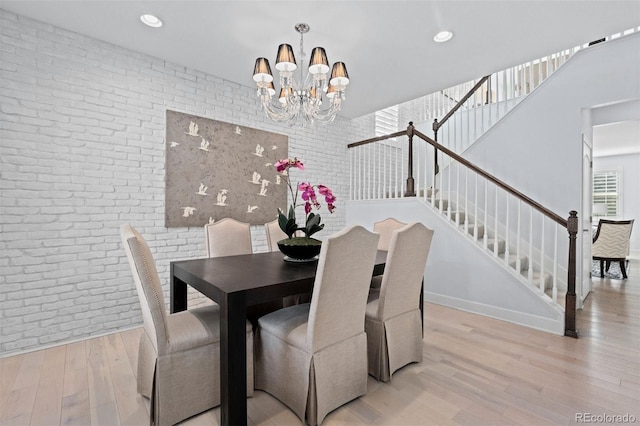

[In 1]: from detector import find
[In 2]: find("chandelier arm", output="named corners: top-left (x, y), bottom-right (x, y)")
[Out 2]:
top-left (260, 95), bottom-right (296, 122)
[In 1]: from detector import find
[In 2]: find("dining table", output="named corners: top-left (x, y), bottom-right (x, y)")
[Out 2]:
top-left (169, 249), bottom-right (393, 426)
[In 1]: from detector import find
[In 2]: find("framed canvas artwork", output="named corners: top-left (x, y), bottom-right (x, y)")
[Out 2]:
top-left (165, 110), bottom-right (288, 227)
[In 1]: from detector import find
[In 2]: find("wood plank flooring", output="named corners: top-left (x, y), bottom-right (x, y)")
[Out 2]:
top-left (1, 261), bottom-right (638, 425)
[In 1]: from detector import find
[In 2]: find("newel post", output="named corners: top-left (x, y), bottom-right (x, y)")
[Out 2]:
top-left (432, 118), bottom-right (439, 175)
top-left (405, 122), bottom-right (416, 197)
top-left (564, 210), bottom-right (579, 338)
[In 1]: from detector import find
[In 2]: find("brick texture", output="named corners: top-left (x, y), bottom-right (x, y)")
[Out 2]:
top-left (0, 10), bottom-right (374, 355)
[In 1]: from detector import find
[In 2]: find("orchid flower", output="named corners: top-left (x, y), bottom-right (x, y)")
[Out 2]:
top-left (274, 158), bottom-right (336, 238)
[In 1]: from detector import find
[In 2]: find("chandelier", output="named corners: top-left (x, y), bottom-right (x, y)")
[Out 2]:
top-left (252, 23), bottom-right (350, 125)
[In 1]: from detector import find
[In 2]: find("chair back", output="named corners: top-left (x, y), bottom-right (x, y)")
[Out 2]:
top-left (265, 219), bottom-right (288, 252)
top-left (204, 218), bottom-right (252, 257)
top-left (307, 226), bottom-right (379, 352)
top-left (592, 219), bottom-right (634, 258)
top-left (373, 218), bottom-right (407, 251)
top-left (120, 224), bottom-right (169, 355)
top-left (377, 222), bottom-right (434, 321)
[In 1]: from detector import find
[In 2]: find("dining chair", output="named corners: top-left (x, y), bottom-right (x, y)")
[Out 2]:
top-left (374, 217), bottom-right (408, 251)
top-left (120, 224), bottom-right (254, 426)
top-left (370, 218), bottom-right (407, 291)
top-left (254, 225), bottom-right (380, 425)
top-left (265, 219), bottom-right (311, 307)
top-left (265, 219), bottom-right (288, 252)
top-left (204, 217), bottom-right (252, 258)
top-left (592, 219), bottom-right (634, 279)
top-left (366, 222), bottom-right (434, 382)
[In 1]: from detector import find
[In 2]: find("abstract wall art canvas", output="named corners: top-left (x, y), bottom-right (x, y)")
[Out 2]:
top-left (165, 110), bottom-right (288, 227)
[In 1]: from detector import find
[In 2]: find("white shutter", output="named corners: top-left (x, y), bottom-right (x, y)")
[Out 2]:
top-left (593, 170), bottom-right (620, 216)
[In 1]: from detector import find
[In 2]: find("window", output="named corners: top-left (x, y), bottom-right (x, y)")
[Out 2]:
top-left (593, 170), bottom-right (620, 217)
top-left (375, 105), bottom-right (399, 136)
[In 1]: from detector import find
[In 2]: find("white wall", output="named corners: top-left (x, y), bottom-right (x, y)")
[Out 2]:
top-left (463, 33), bottom-right (640, 221)
top-left (593, 153), bottom-right (640, 254)
top-left (0, 10), bottom-right (372, 355)
top-left (460, 33), bottom-right (640, 289)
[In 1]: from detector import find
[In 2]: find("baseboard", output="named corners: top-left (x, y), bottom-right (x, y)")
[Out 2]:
top-left (424, 291), bottom-right (565, 335)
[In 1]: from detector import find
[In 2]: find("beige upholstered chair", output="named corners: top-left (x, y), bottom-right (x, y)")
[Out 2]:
top-left (592, 219), bottom-right (634, 279)
top-left (366, 222), bottom-right (434, 382)
top-left (255, 225), bottom-right (380, 425)
top-left (374, 217), bottom-right (408, 251)
top-left (265, 220), bottom-right (310, 307)
top-left (370, 218), bottom-right (407, 291)
top-left (265, 219), bottom-right (288, 252)
top-left (121, 224), bottom-right (254, 426)
top-left (204, 217), bottom-right (252, 258)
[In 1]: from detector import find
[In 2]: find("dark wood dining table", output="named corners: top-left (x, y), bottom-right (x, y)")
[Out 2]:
top-left (169, 250), bottom-right (388, 426)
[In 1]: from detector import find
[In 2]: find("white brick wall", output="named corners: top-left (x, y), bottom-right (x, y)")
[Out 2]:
top-left (0, 10), bottom-right (374, 356)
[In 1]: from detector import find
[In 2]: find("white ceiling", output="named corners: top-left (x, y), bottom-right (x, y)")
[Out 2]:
top-left (593, 121), bottom-right (640, 157)
top-left (2, 0), bottom-right (640, 119)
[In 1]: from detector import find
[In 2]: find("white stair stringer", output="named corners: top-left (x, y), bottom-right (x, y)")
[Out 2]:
top-left (346, 197), bottom-right (565, 335)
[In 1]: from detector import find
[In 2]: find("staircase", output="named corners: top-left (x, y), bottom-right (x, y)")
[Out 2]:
top-left (347, 123), bottom-right (577, 335)
top-left (420, 188), bottom-right (565, 307)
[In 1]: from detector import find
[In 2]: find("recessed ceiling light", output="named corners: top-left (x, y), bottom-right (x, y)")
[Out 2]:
top-left (140, 14), bottom-right (163, 28)
top-left (433, 31), bottom-right (453, 43)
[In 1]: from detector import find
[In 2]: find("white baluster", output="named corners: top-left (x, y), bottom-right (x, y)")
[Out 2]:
top-left (553, 224), bottom-right (558, 304)
top-left (528, 206), bottom-right (534, 285)
top-left (505, 192), bottom-right (510, 265)
top-left (493, 185), bottom-right (499, 257)
top-left (455, 162), bottom-right (460, 226)
top-left (351, 148), bottom-right (356, 200)
top-left (448, 159), bottom-right (452, 221)
top-left (439, 153), bottom-right (444, 212)
top-left (464, 168), bottom-right (469, 235)
top-left (473, 173), bottom-right (478, 241)
top-left (539, 215), bottom-right (546, 293)
top-left (483, 179), bottom-right (488, 249)
top-left (516, 200), bottom-right (521, 273)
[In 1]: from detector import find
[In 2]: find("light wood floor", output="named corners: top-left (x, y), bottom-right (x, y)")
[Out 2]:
top-left (2, 261), bottom-right (639, 426)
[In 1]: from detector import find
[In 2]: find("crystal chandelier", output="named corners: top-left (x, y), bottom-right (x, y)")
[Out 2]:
top-left (252, 23), bottom-right (350, 125)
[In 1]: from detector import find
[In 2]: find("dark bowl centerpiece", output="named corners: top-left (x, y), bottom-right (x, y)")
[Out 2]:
top-left (277, 237), bottom-right (322, 261)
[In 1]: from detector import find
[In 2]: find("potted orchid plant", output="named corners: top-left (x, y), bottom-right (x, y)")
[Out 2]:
top-left (274, 158), bottom-right (336, 260)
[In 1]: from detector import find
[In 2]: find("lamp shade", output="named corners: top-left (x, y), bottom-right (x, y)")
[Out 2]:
top-left (279, 87), bottom-right (293, 105)
top-left (266, 81), bottom-right (276, 96)
top-left (275, 44), bottom-right (297, 71)
top-left (308, 47), bottom-right (330, 75)
top-left (329, 62), bottom-right (350, 87)
top-left (325, 83), bottom-right (337, 99)
top-left (253, 58), bottom-right (273, 83)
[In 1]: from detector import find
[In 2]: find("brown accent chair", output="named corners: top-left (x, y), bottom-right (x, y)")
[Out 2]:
top-left (365, 222), bottom-right (434, 382)
top-left (254, 225), bottom-right (380, 425)
top-left (121, 224), bottom-right (253, 426)
top-left (592, 219), bottom-right (634, 279)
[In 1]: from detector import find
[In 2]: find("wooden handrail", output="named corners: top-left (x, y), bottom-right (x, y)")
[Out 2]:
top-left (412, 128), bottom-right (568, 228)
top-left (433, 75), bottom-right (490, 132)
top-left (346, 131), bottom-right (406, 149)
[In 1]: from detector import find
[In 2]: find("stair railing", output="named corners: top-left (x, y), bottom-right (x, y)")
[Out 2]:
top-left (348, 122), bottom-right (578, 337)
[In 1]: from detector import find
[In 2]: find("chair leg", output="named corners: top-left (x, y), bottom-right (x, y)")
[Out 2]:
top-left (599, 260), bottom-right (605, 278)
top-left (620, 260), bottom-right (628, 279)
top-left (605, 260), bottom-right (611, 272)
